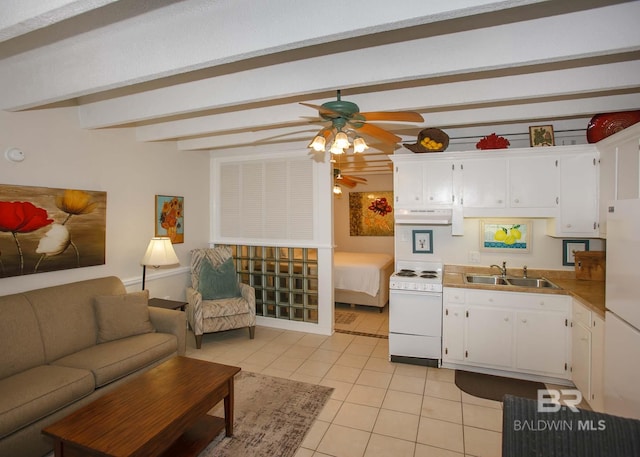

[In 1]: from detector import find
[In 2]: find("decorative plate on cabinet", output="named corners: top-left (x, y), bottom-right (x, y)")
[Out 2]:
top-left (586, 110), bottom-right (640, 143)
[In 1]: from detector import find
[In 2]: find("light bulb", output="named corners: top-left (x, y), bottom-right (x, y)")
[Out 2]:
top-left (333, 184), bottom-right (342, 195)
top-left (353, 137), bottom-right (369, 153)
top-left (329, 142), bottom-right (344, 155)
top-left (334, 131), bottom-right (350, 149)
top-left (308, 135), bottom-right (326, 151)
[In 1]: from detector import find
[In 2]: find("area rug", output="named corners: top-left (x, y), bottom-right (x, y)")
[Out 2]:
top-left (455, 370), bottom-right (545, 402)
top-left (200, 371), bottom-right (333, 457)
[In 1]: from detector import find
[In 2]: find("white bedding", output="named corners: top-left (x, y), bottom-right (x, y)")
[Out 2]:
top-left (334, 251), bottom-right (394, 297)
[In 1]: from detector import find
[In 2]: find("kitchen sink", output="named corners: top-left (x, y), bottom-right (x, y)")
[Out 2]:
top-left (505, 277), bottom-right (560, 289)
top-left (464, 274), bottom-right (561, 289)
top-left (464, 275), bottom-right (509, 285)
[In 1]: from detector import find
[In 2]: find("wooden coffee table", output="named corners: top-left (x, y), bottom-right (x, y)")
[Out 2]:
top-left (42, 356), bottom-right (240, 457)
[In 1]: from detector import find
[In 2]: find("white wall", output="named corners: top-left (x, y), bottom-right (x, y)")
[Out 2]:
top-left (333, 173), bottom-right (394, 257)
top-left (395, 218), bottom-right (604, 270)
top-left (0, 107), bottom-right (211, 297)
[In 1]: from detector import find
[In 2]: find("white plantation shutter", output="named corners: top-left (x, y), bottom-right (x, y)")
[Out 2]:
top-left (217, 155), bottom-right (315, 241)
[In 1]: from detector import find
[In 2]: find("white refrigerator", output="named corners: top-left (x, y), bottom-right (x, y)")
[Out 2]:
top-left (604, 198), bottom-right (640, 419)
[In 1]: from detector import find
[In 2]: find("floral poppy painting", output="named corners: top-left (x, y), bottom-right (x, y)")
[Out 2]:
top-left (0, 184), bottom-right (106, 278)
top-left (155, 195), bottom-right (184, 243)
top-left (349, 191), bottom-right (394, 236)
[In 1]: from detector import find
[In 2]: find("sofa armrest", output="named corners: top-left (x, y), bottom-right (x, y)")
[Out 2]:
top-left (148, 307), bottom-right (186, 356)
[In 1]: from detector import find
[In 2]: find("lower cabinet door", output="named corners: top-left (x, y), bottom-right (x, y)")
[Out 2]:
top-left (516, 310), bottom-right (569, 377)
top-left (466, 306), bottom-right (513, 368)
top-left (571, 322), bottom-right (592, 395)
top-left (442, 304), bottom-right (466, 363)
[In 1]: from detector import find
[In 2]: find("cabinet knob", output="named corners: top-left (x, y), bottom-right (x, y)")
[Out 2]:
top-left (581, 337), bottom-right (589, 342)
top-left (497, 199), bottom-right (503, 204)
top-left (566, 224), bottom-right (572, 228)
top-left (504, 317), bottom-right (509, 322)
top-left (521, 319), bottom-right (527, 324)
top-left (429, 196), bottom-right (434, 200)
top-left (539, 301), bottom-right (545, 306)
top-left (489, 298), bottom-right (494, 302)
top-left (514, 198), bottom-right (520, 204)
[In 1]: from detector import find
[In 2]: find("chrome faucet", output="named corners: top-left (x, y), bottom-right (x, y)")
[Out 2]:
top-left (523, 265), bottom-right (528, 278)
top-left (490, 261), bottom-right (507, 277)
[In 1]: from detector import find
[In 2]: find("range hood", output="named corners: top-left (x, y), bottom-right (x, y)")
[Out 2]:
top-left (394, 208), bottom-right (452, 225)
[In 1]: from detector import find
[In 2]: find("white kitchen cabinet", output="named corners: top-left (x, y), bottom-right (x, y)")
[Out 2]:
top-left (393, 160), bottom-right (453, 209)
top-left (509, 156), bottom-right (559, 209)
top-left (459, 158), bottom-right (507, 209)
top-left (394, 161), bottom-right (425, 209)
top-left (515, 309), bottom-right (568, 377)
top-left (442, 287), bottom-right (571, 381)
top-left (442, 303), bottom-right (466, 363)
top-left (466, 306), bottom-right (513, 368)
top-left (547, 151), bottom-right (599, 237)
top-left (571, 300), bottom-right (605, 412)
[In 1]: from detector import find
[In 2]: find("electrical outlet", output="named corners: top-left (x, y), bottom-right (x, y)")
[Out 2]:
top-left (469, 251), bottom-right (480, 264)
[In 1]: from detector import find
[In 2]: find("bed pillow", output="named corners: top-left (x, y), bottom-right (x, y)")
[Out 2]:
top-left (199, 258), bottom-right (241, 300)
top-left (94, 290), bottom-right (155, 343)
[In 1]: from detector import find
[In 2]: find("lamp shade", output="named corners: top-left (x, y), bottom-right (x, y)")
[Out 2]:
top-left (141, 237), bottom-right (179, 266)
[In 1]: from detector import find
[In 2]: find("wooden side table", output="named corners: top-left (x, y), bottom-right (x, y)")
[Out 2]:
top-left (149, 297), bottom-right (187, 312)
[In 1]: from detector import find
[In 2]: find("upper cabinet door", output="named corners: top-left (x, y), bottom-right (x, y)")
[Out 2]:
top-left (424, 161), bottom-right (454, 206)
top-left (394, 162), bottom-right (424, 209)
top-left (557, 153), bottom-right (599, 235)
top-left (509, 156), bottom-right (559, 208)
top-left (460, 158), bottom-right (507, 208)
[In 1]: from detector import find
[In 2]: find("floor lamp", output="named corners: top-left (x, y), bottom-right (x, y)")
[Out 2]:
top-left (140, 237), bottom-right (179, 290)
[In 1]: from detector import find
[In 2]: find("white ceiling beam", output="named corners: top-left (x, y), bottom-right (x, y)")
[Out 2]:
top-left (0, 0), bottom-right (543, 111)
top-left (135, 60), bottom-right (640, 142)
top-left (0, 0), bottom-right (118, 42)
top-left (77, 2), bottom-right (640, 128)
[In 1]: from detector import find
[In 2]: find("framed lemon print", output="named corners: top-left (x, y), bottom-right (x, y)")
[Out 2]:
top-left (480, 219), bottom-right (531, 253)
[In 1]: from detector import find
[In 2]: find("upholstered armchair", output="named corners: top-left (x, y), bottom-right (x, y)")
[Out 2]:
top-left (186, 246), bottom-right (256, 349)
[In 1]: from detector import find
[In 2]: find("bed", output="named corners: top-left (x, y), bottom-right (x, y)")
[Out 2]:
top-left (334, 251), bottom-right (394, 310)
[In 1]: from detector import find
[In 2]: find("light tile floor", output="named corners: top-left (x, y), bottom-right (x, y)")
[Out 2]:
top-left (334, 303), bottom-right (389, 338)
top-left (186, 322), bottom-right (504, 457)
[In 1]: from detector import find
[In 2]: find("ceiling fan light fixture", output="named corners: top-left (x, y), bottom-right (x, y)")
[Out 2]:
top-left (308, 134), bottom-right (326, 152)
top-left (329, 142), bottom-right (345, 155)
top-left (333, 184), bottom-right (342, 195)
top-left (353, 137), bottom-right (368, 153)
top-left (334, 131), bottom-right (350, 149)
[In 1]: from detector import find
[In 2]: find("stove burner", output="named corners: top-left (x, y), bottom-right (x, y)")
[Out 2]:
top-left (420, 274), bottom-right (437, 279)
top-left (396, 270), bottom-right (417, 277)
top-left (421, 270), bottom-right (438, 275)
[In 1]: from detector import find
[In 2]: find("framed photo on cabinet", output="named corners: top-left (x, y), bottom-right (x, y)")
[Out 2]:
top-left (529, 125), bottom-right (555, 147)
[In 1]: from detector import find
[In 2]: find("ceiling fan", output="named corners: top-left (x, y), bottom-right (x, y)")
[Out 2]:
top-left (303, 90), bottom-right (424, 154)
top-left (332, 168), bottom-right (367, 195)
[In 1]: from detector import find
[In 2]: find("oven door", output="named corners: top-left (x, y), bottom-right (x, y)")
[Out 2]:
top-left (389, 289), bottom-right (442, 336)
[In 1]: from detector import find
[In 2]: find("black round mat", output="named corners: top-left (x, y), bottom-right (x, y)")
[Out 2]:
top-left (455, 370), bottom-right (546, 402)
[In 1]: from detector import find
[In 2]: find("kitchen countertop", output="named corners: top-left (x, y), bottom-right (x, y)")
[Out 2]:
top-left (443, 265), bottom-right (605, 318)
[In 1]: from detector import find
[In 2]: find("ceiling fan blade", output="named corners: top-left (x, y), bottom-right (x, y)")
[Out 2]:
top-left (344, 175), bottom-right (367, 183)
top-left (360, 111), bottom-right (424, 122)
top-left (337, 176), bottom-right (359, 188)
top-left (355, 123), bottom-right (402, 145)
top-left (300, 102), bottom-right (342, 118)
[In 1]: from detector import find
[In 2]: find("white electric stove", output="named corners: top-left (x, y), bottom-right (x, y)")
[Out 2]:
top-left (389, 260), bottom-right (444, 367)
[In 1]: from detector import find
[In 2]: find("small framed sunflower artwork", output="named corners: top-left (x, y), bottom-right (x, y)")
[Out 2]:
top-left (155, 195), bottom-right (184, 243)
top-left (480, 219), bottom-right (531, 253)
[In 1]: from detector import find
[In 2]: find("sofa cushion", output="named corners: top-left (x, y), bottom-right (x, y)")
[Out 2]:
top-left (94, 290), bottom-right (155, 343)
top-left (0, 365), bottom-right (94, 439)
top-left (25, 276), bottom-right (127, 363)
top-left (199, 258), bottom-right (241, 300)
top-left (0, 294), bottom-right (46, 380)
top-left (52, 332), bottom-right (177, 387)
